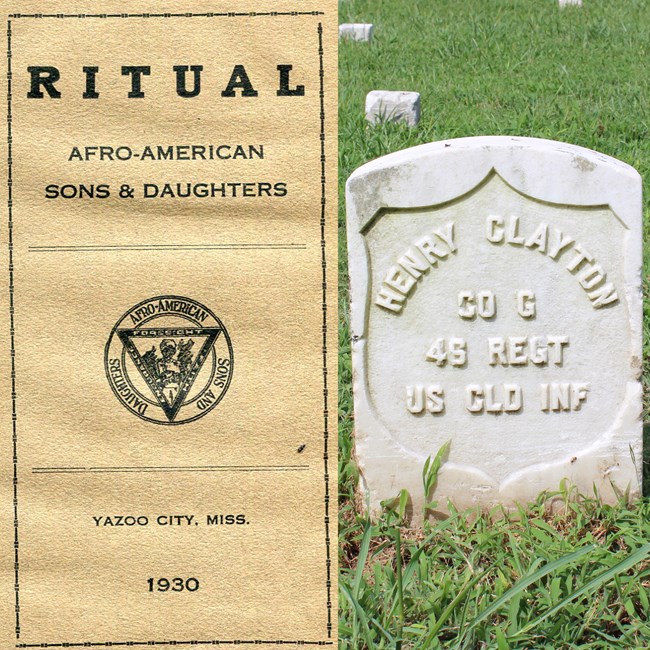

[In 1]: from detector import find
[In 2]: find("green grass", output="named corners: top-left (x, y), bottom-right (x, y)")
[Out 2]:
top-left (338, 0), bottom-right (650, 647)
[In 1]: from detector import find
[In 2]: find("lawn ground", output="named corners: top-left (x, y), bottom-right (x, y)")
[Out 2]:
top-left (338, 1), bottom-right (650, 648)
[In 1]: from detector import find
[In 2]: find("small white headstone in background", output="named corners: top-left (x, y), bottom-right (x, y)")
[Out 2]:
top-left (559, 0), bottom-right (582, 7)
top-left (346, 136), bottom-right (642, 520)
top-left (339, 23), bottom-right (374, 42)
top-left (365, 91), bottom-right (421, 127)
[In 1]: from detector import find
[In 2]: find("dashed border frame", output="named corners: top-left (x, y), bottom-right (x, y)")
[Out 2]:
top-left (6, 10), bottom-right (333, 648)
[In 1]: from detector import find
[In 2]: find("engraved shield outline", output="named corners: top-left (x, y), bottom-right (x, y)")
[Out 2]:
top-left (346, 136), bottom-right (642, 518)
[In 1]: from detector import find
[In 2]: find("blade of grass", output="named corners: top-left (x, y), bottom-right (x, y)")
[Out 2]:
top-left (420, 567), bottom-right (492, 647)
top-left (341, 581), bottom-right (397, 648)
top-left (387, 530), bottom-right (440, 611)
top-left (353, 519), bottom-right (373, 598)
top-left (395, 524), bottom-right (404, 650)
top-left (458, 544), bottom-right (596, 641)
top-left (423, 441), bottom-right (451, 499)
top-left (340, 581), bottom-right (374, 649)
top-left (512, 542), bottom-right (650, 637)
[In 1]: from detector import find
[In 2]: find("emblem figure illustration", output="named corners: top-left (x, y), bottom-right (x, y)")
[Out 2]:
top-left (105, 295), bottom-right (233, 425)
top-left (142, 338), bottom-right (194, 406)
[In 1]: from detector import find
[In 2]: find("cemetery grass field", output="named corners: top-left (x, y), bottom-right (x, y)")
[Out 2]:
top-left (338, 1), bottom-right (650, 648)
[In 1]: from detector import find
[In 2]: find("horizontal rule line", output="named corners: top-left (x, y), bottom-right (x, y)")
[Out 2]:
top-left (28, 243), bottom-right (307, 252)
top-left (10, 12), bottom-right (326, 19)
top-left (32, 465), bottom-right (309, 474)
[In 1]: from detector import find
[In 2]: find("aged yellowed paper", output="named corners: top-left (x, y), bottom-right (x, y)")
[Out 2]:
top-left (0, 1), bottom-right (337, 646)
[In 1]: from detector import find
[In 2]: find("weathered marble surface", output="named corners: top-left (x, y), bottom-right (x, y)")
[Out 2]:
top-left (339, 23), bottom-right (374, 42)
top-left (346, 136), bottom-right (642, 520)
top-left (365, 90), bottom-right (421, 127)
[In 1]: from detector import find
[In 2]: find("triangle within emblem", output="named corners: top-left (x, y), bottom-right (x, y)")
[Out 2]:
top-left (117, 327), bottom-right (221, 422)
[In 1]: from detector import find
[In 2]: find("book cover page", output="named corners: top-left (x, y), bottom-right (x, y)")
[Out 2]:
top-left (0, 2), bottom-right (337, 646)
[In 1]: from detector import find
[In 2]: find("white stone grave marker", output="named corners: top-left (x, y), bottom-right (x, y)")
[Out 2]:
top-left (559, 0), bottom-right (582, 6)
top-left (365, 91), bottom-right (421, 127)
top-left (346, 136), bottom-right (642, 519)
top-left (339, 23), bottom-right (374, 42)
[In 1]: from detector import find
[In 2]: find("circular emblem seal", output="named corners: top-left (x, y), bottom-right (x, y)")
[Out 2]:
top-left (105, 295), bottom-right (233, 425)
